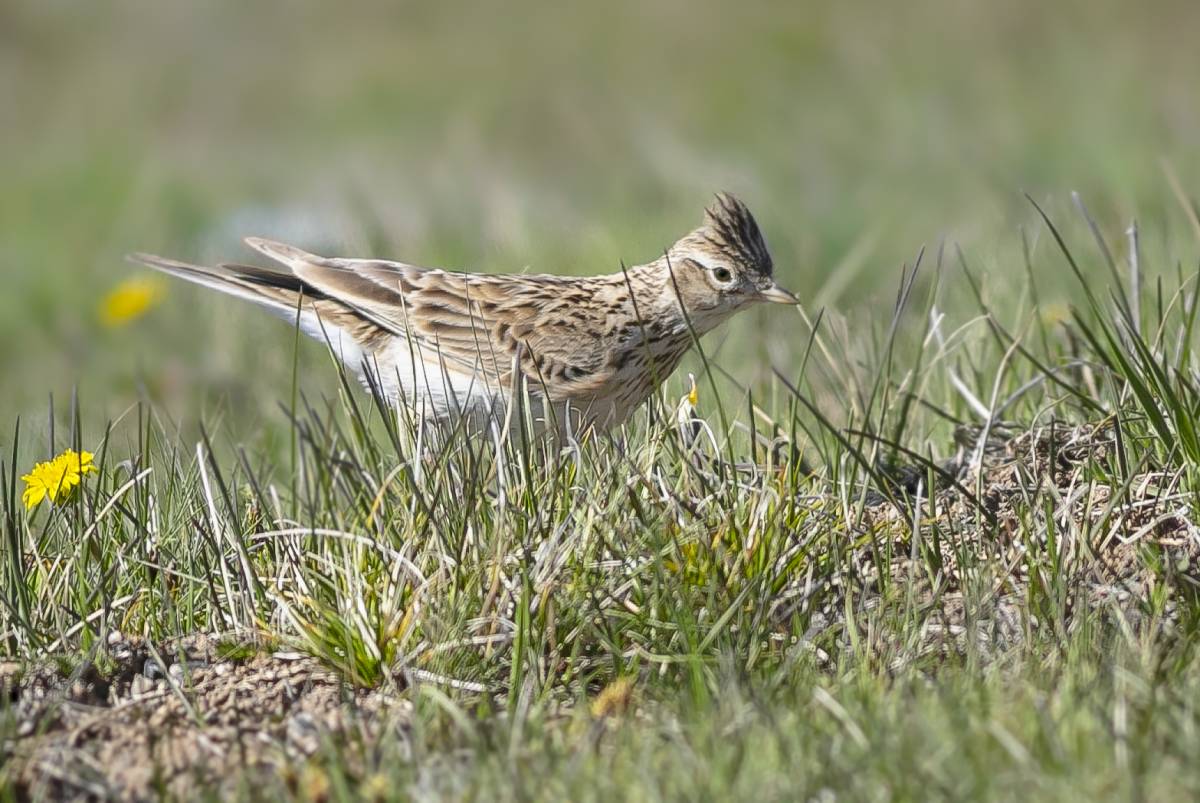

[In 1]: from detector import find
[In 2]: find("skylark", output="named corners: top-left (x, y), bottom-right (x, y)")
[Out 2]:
top-left (132, 193), bottom-right (797, 435)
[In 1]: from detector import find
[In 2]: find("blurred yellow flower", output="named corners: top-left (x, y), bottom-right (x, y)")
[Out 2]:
top-left (590, 675), bottom-right (635, 718)
top-left (99, 277), bottom-right (165, 327)
top-left (1041, 302), bottom-right (1071, 327)
top-left (21, 449), bottom-right (97, 510)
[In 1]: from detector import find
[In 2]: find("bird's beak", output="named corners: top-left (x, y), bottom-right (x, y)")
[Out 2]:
top-left (758, 281), bottom-right (800, 305)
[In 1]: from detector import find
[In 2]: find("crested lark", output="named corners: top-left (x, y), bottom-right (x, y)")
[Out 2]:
top-left (132, 193), bottom-right (797, 435)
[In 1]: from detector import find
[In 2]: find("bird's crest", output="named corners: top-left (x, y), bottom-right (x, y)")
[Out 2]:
top-left (702, 192), bottom-right (773, 277)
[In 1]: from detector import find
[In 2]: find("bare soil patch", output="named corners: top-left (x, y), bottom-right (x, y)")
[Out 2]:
top-left (4, 634), bottom-right (408, 800)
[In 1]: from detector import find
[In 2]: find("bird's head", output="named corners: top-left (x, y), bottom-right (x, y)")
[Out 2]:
top-left (659, 193), bottom-right (797, 330)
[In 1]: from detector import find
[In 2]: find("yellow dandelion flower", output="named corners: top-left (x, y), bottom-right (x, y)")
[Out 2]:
top-left (99, 277), bottom-right (165, 328)
top-left (21, 449), bottom-right (98, 510)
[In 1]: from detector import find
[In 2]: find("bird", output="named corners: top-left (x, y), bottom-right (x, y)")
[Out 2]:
top-left (131, 193), bottom-right (797, 436)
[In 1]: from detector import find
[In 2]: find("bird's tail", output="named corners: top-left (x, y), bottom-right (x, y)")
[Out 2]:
top-left (127, 241), bottom-right (383, 362)
top-left (127, 250), bottom-right (318, 319)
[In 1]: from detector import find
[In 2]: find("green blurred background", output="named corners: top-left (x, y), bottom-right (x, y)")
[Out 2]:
top-left (3, 0), bottom-right (1199, 454)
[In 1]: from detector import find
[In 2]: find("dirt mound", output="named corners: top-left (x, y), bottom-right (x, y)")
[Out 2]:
top-left (3, 634), bottom-right (409, 800)
top-left (774, 420), bottom-right (1200, 665)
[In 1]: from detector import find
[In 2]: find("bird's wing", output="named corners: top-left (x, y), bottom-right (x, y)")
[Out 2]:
top-left (244, 238), bottom-right (619, 399)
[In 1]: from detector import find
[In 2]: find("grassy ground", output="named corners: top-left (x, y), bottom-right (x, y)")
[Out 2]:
top-left (4, 0), bottom-right (1200, 799)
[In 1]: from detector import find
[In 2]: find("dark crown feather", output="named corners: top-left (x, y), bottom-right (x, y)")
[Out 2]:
top-left (702, 192), bottom-right (773, 277)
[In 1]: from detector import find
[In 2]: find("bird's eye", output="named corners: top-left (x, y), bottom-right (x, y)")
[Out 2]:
top-left (712, 267), bottom-right (733, 284)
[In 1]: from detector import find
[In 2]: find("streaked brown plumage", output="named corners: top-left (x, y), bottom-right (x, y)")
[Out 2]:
top-left (132, 193), bottom-right (797, 435)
